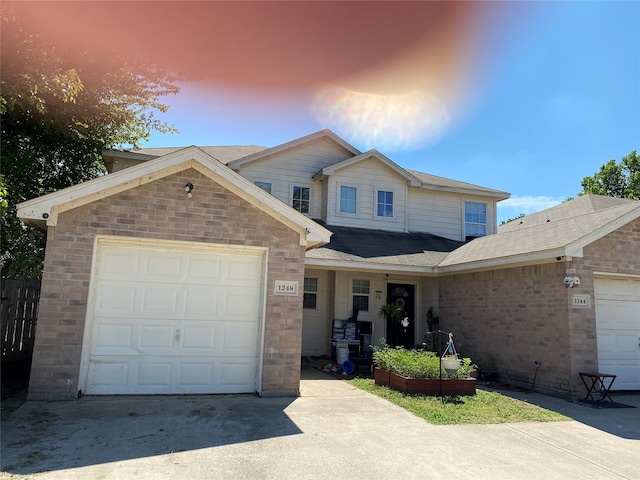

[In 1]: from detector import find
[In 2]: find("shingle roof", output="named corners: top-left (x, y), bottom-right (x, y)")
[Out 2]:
top-left (109, 146), bottom-right (268, 164)
top-left (306, 224), bottom-right (465, 268)
top-left (440, 196), bottom-right (640, 267)
top-left (498, 194), bottom-right (636, 233)
top-left (407, 169), bottom-right (508, 197)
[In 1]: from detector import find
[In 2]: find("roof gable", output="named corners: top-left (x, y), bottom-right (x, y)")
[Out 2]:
top-left (17, 146), bottom-right (331, 248)
top-left (312, 149), bottom-right (422, 186)
top-left (226, 129), bottom-right (361, 170)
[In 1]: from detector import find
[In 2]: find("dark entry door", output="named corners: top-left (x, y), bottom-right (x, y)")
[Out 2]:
top-left (386, 283), bottom-right (415, 349)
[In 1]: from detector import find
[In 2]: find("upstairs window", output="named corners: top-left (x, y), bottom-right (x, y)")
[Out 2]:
top-left (340, 186), bottom-right (357, 214)
top-left (465, 201), bottom-right (487, 238)
top-left (292, 186), bottom-right (310, 214)
top-left (255, 181), bottom-right (272, 194)
top-left (352, 279), bottom-right (370, 312)
top-left (377, 190), bottom-right (394, 218)
top-left (303, 277), bottom-right (318, 309)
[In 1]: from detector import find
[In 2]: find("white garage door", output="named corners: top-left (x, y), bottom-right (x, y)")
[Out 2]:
top-left (595, 276), bottom-right (640, 390)
top-left (81, 239), bottom-right (265, 395)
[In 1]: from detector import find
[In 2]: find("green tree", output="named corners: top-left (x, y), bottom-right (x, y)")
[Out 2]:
top-left (580, 151), bottom-right (640, 200)
top-left (1, 8), bottom-right (181, 278)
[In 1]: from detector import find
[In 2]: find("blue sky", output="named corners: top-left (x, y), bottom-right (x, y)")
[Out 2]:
top-left (135, 1), bottom-right (639, 224)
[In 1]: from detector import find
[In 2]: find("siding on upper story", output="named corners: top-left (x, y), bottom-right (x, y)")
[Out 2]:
top-left (324, 157), bottom-right (408, 232)
top-left (408, 189), bottom-right (499, 241)
top-left (235, 137), bottom-right (353, 219)
top-left (102, 133), bottom-right (506, 238)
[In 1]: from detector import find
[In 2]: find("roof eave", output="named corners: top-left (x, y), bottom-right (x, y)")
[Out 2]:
top-left (420, 184), bottom-right (510, 200)
top-left (437, 248), bottom-right (572, 274)
top-left (305, 257), bottom-right (438, 275)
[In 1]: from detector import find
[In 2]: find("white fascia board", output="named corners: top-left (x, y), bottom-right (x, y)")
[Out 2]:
top-left (228, 129), bottom-right (361, 170)
top-left (418, 183), bottom-right (510, 199)
top-left (313, 150), bottom-right (422, 187)
top-left (304, 257), bottom-right (438, 275)
top-left (436, 248), bottom-right (572, 274)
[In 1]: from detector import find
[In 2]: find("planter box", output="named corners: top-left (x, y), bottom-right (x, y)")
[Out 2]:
top-left (388, 372), bottom-right (476, 396)
top-left (374, 368), bottom-right (391, 386)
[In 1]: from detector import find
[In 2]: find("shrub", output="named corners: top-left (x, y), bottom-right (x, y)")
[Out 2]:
top-left (373, 343), bottom-right (476, 379)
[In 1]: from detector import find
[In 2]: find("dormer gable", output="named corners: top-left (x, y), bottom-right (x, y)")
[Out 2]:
top-left (312, 149), bottom-right (422, 187)
top-left (227, 129), bottom-right (361, 170)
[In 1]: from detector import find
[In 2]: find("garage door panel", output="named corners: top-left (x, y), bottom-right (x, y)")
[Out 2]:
top-left (222, 324), bottom-right (258, 353)
top-left (89, 361), bottom-right (129, 390)
top-left (598, 360), bottom-right (640, 390)
top-left (139, 325), bottom-right (175, 349)
top-left (182, 326), bottom-right (216, 349)
top-left (595, 276), bottom-right (640, 390)
top-left (96, 285), bottom-right (136, 313)
top-left (184, 286), bottom-right (218, 315)
top-left (95, 324), bottom-right (133, 348)
top-left (84, 242), bottom-right (264, 395)
top-left (146, 254), bottom-right (182, 278)
top-left (137, 362), bottom-right (173, 386)
top-left (141, 287), bottom-right (180, 314)
top-left (100, 252), bottom-right (140, 276)
top-left (186, 257), bottom-right (221, 278)
top-left (220, 361), bottom-right (257, 387)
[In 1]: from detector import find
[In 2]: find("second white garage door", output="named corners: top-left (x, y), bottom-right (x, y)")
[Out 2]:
top-left (80, 239), bottom-right (266, 395)
top-left (595, 275), bottom-right (640, 390)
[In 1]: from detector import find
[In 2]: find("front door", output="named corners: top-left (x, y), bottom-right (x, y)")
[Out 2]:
top-left (386, 283), bottom-right (415, 349)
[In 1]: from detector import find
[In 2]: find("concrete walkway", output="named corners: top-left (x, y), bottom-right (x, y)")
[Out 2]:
top-left (1, 366), bottom-right (639, 480)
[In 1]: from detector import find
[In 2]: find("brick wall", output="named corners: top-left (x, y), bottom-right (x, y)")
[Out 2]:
top-left (439, 218), bottom-right (640, 398)
top-left (29, 169), bottom-right (305, 400)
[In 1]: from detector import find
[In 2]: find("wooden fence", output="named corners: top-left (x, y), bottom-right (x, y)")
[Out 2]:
top-left (1, 279), bottom-right (41, 362)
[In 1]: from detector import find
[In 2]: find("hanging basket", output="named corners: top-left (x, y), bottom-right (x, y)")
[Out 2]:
top-left (442, 357), bottom-right (462, 374)
top-left (441, 332), bottom-right (461, 374)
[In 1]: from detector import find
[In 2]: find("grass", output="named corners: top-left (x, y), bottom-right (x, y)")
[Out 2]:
top-left (348, 378), bottom-right (571, 425)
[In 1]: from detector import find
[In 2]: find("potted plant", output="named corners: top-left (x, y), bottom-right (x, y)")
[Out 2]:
top-left (441, 354), bottom-right (462, 374)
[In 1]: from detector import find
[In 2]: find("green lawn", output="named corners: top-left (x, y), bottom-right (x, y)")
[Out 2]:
top-left (348, 378), bottom-right (571, 425)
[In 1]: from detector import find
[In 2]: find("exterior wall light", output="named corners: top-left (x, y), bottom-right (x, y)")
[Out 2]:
top-left (184, 183), bottom-right (194, 198)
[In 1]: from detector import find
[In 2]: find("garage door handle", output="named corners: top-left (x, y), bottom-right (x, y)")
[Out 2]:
top-left (176, 329), bottom-right (181, 341)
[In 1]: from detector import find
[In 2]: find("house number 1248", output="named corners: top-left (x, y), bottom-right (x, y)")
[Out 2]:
top-left (275, 280), bottom-right (298, 296)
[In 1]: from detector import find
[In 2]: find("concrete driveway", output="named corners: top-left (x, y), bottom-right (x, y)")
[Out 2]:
top-left (1, 366), bottom-right (639, 480)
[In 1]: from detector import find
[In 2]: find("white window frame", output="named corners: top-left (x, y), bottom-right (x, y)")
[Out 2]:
top-left (291, 183), bottom-right (312, 215)
top-left (351, 278), bottom-right (371, 313)
top-left (338, 184), bottom-right (357, 216)
top-left (464, 201), bottom-right (487, 238)
top-left (375, 188), bottom-right (395, 221)
top-left (303, 277), bottom-right (318, 309)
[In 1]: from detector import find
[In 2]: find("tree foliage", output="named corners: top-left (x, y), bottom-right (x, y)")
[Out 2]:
top-left (580, 151), bottom-right (640, 200)
top-left (1, 7), bottom-right (181, 278)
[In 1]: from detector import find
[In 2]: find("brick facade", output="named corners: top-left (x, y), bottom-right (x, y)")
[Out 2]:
top-left (29, 168), bottom-right (305, 400)
top-left (439, 218), bottom-right (640, 398)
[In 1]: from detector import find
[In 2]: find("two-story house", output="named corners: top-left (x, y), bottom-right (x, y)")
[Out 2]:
top-left (100, 130), bottom-right (508, 357)
top-left (17, 130), bottom-right (640, 400)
